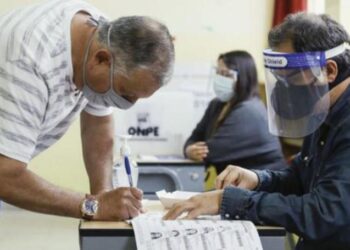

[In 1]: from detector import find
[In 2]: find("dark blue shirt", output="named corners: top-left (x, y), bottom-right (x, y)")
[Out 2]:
top-left (220, 86), bottom-right (350, 250)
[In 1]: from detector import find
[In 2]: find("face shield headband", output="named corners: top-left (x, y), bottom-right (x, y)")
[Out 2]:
top-left (262, 42), bottom-right (350, 138)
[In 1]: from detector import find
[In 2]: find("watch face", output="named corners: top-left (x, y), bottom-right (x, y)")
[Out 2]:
top-left (84, 199), bottom-right (98, 216)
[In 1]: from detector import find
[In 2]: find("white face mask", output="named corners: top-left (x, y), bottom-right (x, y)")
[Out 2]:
top-left (213, 73), bottom-right (237, 102)
top-left (82, 19), bottom-right (134, 110)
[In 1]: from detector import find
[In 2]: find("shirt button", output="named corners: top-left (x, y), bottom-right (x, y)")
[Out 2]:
top-left (320, 141), bottom-right (325, 146)
top-left (225, 213), bottom-right (230, 219)
top-left (235, 215), bottom-right (240, 219)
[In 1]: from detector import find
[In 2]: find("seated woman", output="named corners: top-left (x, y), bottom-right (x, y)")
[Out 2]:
top-left (184, 50), bottom-right (285, 182)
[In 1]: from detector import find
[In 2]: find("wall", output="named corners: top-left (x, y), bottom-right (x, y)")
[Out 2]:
top-left (333, 0), bottom-right (350, 34)
top-left (0, 0), bottom-right (275, 192)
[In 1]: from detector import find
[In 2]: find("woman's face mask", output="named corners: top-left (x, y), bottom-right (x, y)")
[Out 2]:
top-left (212, 73), bottom-right (237, 102)
top-left (82, 19), bottom-right (134, 109)
top-left (213, 74), bottom-right (235, 102)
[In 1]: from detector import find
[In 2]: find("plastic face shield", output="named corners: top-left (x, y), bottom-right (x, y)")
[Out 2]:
top-left (263, 43), bottom-right (350, 138)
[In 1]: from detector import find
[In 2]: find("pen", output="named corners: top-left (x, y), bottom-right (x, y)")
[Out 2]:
top-left (124, 155), bottom-right (134, 187)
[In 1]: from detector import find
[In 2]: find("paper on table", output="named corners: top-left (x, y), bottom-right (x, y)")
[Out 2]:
top-left (156, 189), bottom-right (200, 209)
top-left (131, 212), bottom-right (263, 250)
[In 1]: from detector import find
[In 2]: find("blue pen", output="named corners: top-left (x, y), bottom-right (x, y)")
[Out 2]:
top-left (124, 155), bottom-right (134, 187)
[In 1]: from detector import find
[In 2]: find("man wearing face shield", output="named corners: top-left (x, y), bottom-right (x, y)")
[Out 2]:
top-left (164, 13), bottom-right (350, 249)
top-left (0, 0), bottom-right (174, 221)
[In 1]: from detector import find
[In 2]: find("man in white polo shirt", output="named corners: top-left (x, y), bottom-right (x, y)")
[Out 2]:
top-left (0, 0), bottom-right (174, 220)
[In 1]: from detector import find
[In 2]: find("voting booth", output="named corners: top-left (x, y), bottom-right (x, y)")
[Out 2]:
top-left (113, 62), bottom-right (214, 196)
top-left (113, 90), bottom-right (207, 197)
top-left (113, 62), bottom-right (215, 157)
top-left (114, 90), bottom-right (195, 156)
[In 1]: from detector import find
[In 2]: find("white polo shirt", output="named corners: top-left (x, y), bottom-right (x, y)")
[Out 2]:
top-left (0, 0), bottom-right (112, 163)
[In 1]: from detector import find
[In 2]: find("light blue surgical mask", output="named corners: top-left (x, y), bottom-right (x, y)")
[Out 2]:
top-left (213, 73), bottom-right (237, 102)
top-left (82, 19), bottom-right (134, 109)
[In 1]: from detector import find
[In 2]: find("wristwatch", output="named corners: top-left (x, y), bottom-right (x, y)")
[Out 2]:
top-left (80, 194), bottom-right (99, 220)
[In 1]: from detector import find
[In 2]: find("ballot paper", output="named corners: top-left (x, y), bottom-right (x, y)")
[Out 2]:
top-left (131, 212), bottom-right (263, 250)
top-left (156, 190), bottom-right (200, 209)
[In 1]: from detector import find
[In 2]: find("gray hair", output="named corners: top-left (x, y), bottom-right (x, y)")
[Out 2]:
top-left (97, 16), bottom-right (175, 86)
top-left (268, 12), bottom-right (350, 75)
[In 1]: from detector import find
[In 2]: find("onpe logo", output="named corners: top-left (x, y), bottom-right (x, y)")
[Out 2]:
top-left (128, 112), bottom-right (159, 136)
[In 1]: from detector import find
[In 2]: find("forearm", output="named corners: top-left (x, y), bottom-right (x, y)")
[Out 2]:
top-left (84, 148), bottom-right (113, 195)
top-left (81, 112), bottom-right (114, 194)
top-left (83, 134), bottom-right (114, 194)
top-left (253, 168), bottom-right (302, 195)
top-left (253, 155), bottom-right (303, 195)
top-left (0, 164), bottom-right (84, 218)
top-left (221, 178), bottom-right (350, 241)
top-left (184, 107), bottom-right (211, 157)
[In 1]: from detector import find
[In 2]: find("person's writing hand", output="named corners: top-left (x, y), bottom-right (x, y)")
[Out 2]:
top-left (94, 187), bottom-right (143, 221)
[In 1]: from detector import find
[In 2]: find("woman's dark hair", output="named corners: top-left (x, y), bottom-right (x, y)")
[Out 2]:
top-left (218, 50), bottom-right (259, 105)
top-left (212, 51), bottom-right (259, 132)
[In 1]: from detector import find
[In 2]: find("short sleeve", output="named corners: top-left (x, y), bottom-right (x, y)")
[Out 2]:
top-left (83, 101), bottom-right (113, 117)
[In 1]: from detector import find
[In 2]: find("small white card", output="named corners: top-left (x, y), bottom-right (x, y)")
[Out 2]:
top-left (156, 190), bottom-right (200, 209)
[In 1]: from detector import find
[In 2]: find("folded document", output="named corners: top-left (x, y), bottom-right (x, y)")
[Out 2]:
top-left (156, 189), bottom-right (199, 209)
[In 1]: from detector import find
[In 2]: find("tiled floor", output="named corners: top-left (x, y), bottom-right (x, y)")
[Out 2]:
top-left (0, 202), bottom-right (79, 250)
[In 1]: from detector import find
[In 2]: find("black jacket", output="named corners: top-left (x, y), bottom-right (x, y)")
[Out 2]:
top-left (221, 86), bottom-right (350, 250)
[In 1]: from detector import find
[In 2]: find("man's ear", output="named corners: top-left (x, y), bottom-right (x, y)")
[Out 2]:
top-left (93, 49), bottom-right (111, 65)
top-left (326, 60), bottom-right (338, 83)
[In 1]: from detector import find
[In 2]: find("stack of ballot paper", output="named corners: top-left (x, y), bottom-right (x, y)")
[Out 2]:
top-left (156, 190), bottom-right (199, 209)
top-left (131, 212), bottom-right (263, 250)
